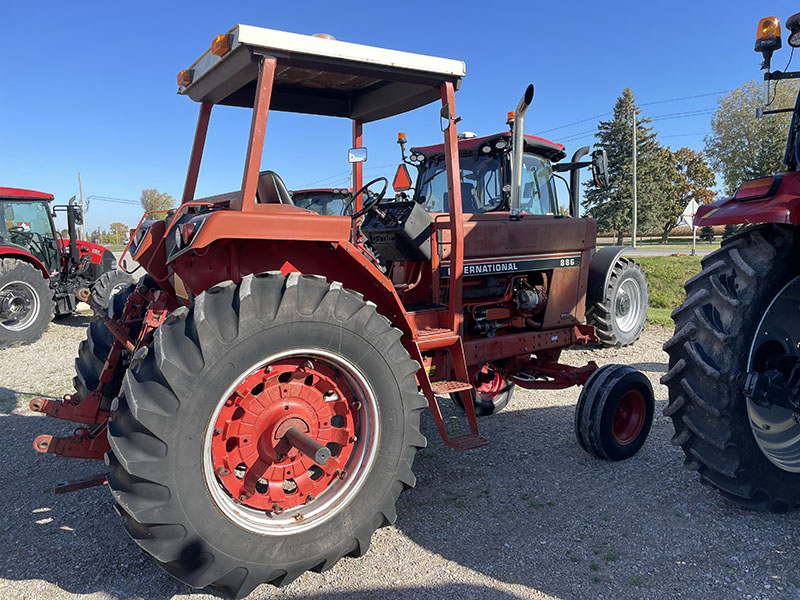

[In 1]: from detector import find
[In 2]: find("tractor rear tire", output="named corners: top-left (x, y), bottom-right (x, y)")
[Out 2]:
top-left (575, 364), bottom-right (654, 461)
top-left (0, 258), bottom-right (54, 348)
top-left (661, 224), bottom-right (800, 511)
top-left (586, 257), bottom-right (648, 347)
top-left (107, 272), bottom-right (427, 598)
top-left (90, 269), bottom-right (134, 316)
top-left (74, 284), bottom-right (136, 407)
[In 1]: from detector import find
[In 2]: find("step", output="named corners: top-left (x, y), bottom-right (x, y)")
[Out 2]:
top-left (415, 327), bottom-right (460, 350)
top-left (430, 380), bottom-right (473, 394)
top-left (447, 433), bottom-right (489, 450)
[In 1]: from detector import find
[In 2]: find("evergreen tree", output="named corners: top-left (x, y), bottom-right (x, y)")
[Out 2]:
top-left (583, 88), bottom-right (665, 244)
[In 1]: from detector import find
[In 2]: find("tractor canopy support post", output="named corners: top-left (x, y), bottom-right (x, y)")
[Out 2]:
top-left (352, 120), bottom-right (363, 213)
top-left (235, 56), bottom-right (277, 211)
top-left (181, 102), bottom-right (213, 205)
top-left (440, 81), bottom-right (464, 334)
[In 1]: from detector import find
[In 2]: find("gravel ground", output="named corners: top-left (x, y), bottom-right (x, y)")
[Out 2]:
top-left (1, 317), bottom-right (798, 600)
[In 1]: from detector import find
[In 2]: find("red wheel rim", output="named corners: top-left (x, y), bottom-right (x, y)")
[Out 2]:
top-left (612, 390), bottom-right (646, 444)
top-left (209, 357), bottom-right (365, 515)
top-left (475, 365), bottom-right (504, 400)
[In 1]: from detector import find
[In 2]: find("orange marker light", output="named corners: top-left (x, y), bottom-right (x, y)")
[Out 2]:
top-left (734, 176), bottom-right (780, 201)
top-left (211, 33), bottom-right (231, 57)
top-left (507, 111), bottom-right (515, 121)
top-left (397, 132), bottom-right (407, 143)
top-left (177, 69), bottom-right (193, 87)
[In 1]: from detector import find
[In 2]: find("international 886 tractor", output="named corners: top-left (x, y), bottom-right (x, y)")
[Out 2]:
top-left (32, 27), bottom-right (653, 597)
top-left (662, 13), bottom-right (800, 511)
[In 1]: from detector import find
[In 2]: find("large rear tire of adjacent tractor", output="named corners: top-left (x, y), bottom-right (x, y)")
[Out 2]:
top-left (586, 257), bottom-right (648, 347)
top-left (0, 258), bottom-right (54, 348)
top-left (74, 284), bottom-right (136, 407)
top-left (107, 272), bottom-right (427, 598)
top-left (90, 269), bottom-right (134, 316)
top-left (662, 225), bottom-right (800, 511)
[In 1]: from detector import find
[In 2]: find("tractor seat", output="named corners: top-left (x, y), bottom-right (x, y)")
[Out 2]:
top-left (257, 170), bottom-right (294, 205)
top-left (442, 182), bottom-right (478, 214)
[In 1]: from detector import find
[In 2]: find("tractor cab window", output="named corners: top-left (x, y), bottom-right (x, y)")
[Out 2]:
top-left (1, 201), bottom-right (57, 267)
top-left (520, 153), bottom-right (557, 215)
top-left (292, 191), bottom-right (351, 216)
top-left (415, 154), bottom-right (504, 214)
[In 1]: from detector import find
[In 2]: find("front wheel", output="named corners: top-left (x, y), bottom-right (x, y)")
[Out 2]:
top-left (90, 269), bottom-right (134, 316)
top-left (451, 365), bottom-right (515, 417)
top-left (0, 258), bottom-right (53, 348)
top-left (575, 364), bottom-right (654, 461)
top-left (107, 272), bottom-right (427, 597)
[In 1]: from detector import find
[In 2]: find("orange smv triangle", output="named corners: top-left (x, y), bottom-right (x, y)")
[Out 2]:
top-left (392, 164), bottom-right (413, 192)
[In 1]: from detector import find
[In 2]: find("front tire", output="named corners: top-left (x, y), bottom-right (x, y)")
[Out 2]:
top-left (90, 269), bottom-right (134, 316)
top-left (662, 225), bottom-right (800, 511)
top-left (107, 272), bottom-right (427, 597)
top-left (0, 258), bottom-right (53, 348)
top-left (586, 257), bottom-right (648, 347)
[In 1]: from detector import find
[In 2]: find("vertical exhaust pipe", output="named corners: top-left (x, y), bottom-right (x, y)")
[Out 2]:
top-left (570, 146), bottom-right (590, 217)
top-left (510, 84), bottom-right (534, 219)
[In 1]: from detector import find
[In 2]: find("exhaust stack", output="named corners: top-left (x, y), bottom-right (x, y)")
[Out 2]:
top-left (510, 84), bottom-right (534, 219)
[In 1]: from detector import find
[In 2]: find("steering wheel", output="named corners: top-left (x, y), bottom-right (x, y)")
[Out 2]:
top-left (343, 177), bottom-right (389, 219)
top-left (9, 226), bottom-right (46, 256)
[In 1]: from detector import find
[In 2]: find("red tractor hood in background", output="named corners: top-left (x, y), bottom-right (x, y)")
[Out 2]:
top-left (0, 187), bottom-right (54, 201)
top-left (697, 171), bottom-right (800, 227)
top-left (58, 239), bottom-right (109, 265)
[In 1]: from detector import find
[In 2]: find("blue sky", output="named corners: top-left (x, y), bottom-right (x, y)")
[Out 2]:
top-left (1, 0), bottom-right (798, 231)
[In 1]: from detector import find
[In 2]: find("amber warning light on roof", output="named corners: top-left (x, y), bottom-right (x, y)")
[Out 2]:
top-left (755, 16), bottom-right (782, 53)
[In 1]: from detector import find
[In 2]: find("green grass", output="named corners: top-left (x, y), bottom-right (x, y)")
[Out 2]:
top-left (637, 256), bottom-right (703, 327)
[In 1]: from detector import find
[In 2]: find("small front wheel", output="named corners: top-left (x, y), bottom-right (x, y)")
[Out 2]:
top-left (575, 364), bottom-right (653, 461)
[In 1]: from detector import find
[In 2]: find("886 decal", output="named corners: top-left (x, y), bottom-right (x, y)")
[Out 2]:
top-left (560, 257), bottom-right (577, 267)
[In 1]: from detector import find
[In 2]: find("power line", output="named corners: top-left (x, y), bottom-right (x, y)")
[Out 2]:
top-left (535, 90), bottom-right (730, 136)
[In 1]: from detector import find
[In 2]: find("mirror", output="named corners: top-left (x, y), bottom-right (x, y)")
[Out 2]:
top-left (392, 164), bottom-right (413, 192)
top-left (591, 149), bottom-right (609, 188)
top-left (440, 103), bottom-right (451, 131)
top-left (69, 205), bottom-right (84, 225)
top-left (348, 147), bottom-right (367, 163)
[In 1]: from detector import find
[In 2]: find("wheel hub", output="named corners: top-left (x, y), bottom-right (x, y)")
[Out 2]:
top-left (616, 292), bottom-right (631, 317)
top-left (612, 390), bottom-right (646, 444)
top-left (747, 274), bottom-right (800, 472)
top-left (0, 281), bottom-right (39, 331)
top-left (209, 358), bottom-right (361, 513)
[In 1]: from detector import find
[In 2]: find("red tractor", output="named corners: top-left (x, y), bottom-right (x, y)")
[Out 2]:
top-left (397, 129), bottom-right (648, 351)
top-left (663, 13), bottom-right (800, 512)
top-left (1, 187), bottom-right (132, 347)
top-left (33, 27), bottom-right (654, 597)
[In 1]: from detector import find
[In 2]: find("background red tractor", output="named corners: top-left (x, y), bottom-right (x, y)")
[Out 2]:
top-left (32, 26), bottom-right (654, 597)
top-left (0, 187), bottom-right (132, 347)
top-left (662, 13), bottom-right (800, 511)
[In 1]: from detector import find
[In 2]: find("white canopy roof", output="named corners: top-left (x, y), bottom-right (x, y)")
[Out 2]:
top-left (179, 25), bottom-right (466, 122)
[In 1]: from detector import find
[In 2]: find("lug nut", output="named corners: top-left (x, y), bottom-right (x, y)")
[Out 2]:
top-left (294, 513), bottom-right (305, 522)
top-left (238, 494), bottom-right (248, 502)
top-left (339, 471), bottom-right (348, 481)
top-left (349, 435), bottom-right (358, 443)
top-left (305, 494), bottom-right (315, 503)
top-left (216, 466), bottom-right (230, 477)
top-left (214, 427), bottom-right (223, 435)
top-left (352, 401), bottom-right (362, 410)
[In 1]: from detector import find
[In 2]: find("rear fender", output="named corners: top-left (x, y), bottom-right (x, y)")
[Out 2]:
top-left (586, 246), bottom-right (626, 303)
top-left (169, 239), bottom-right (413, 336)
top-left (697, 172), bottom-right (800, 227)
top-left (0, 246), bottom-right (51, 278)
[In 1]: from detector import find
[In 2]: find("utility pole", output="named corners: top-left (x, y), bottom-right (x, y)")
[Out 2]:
top-left (631, 112), bottom-right (638, 249)
top-left (78, 172), bottom-right (86, 239)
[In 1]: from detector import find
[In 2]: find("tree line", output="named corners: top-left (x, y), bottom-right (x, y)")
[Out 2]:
top-left (583, 80), bottom-right (799, 243)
